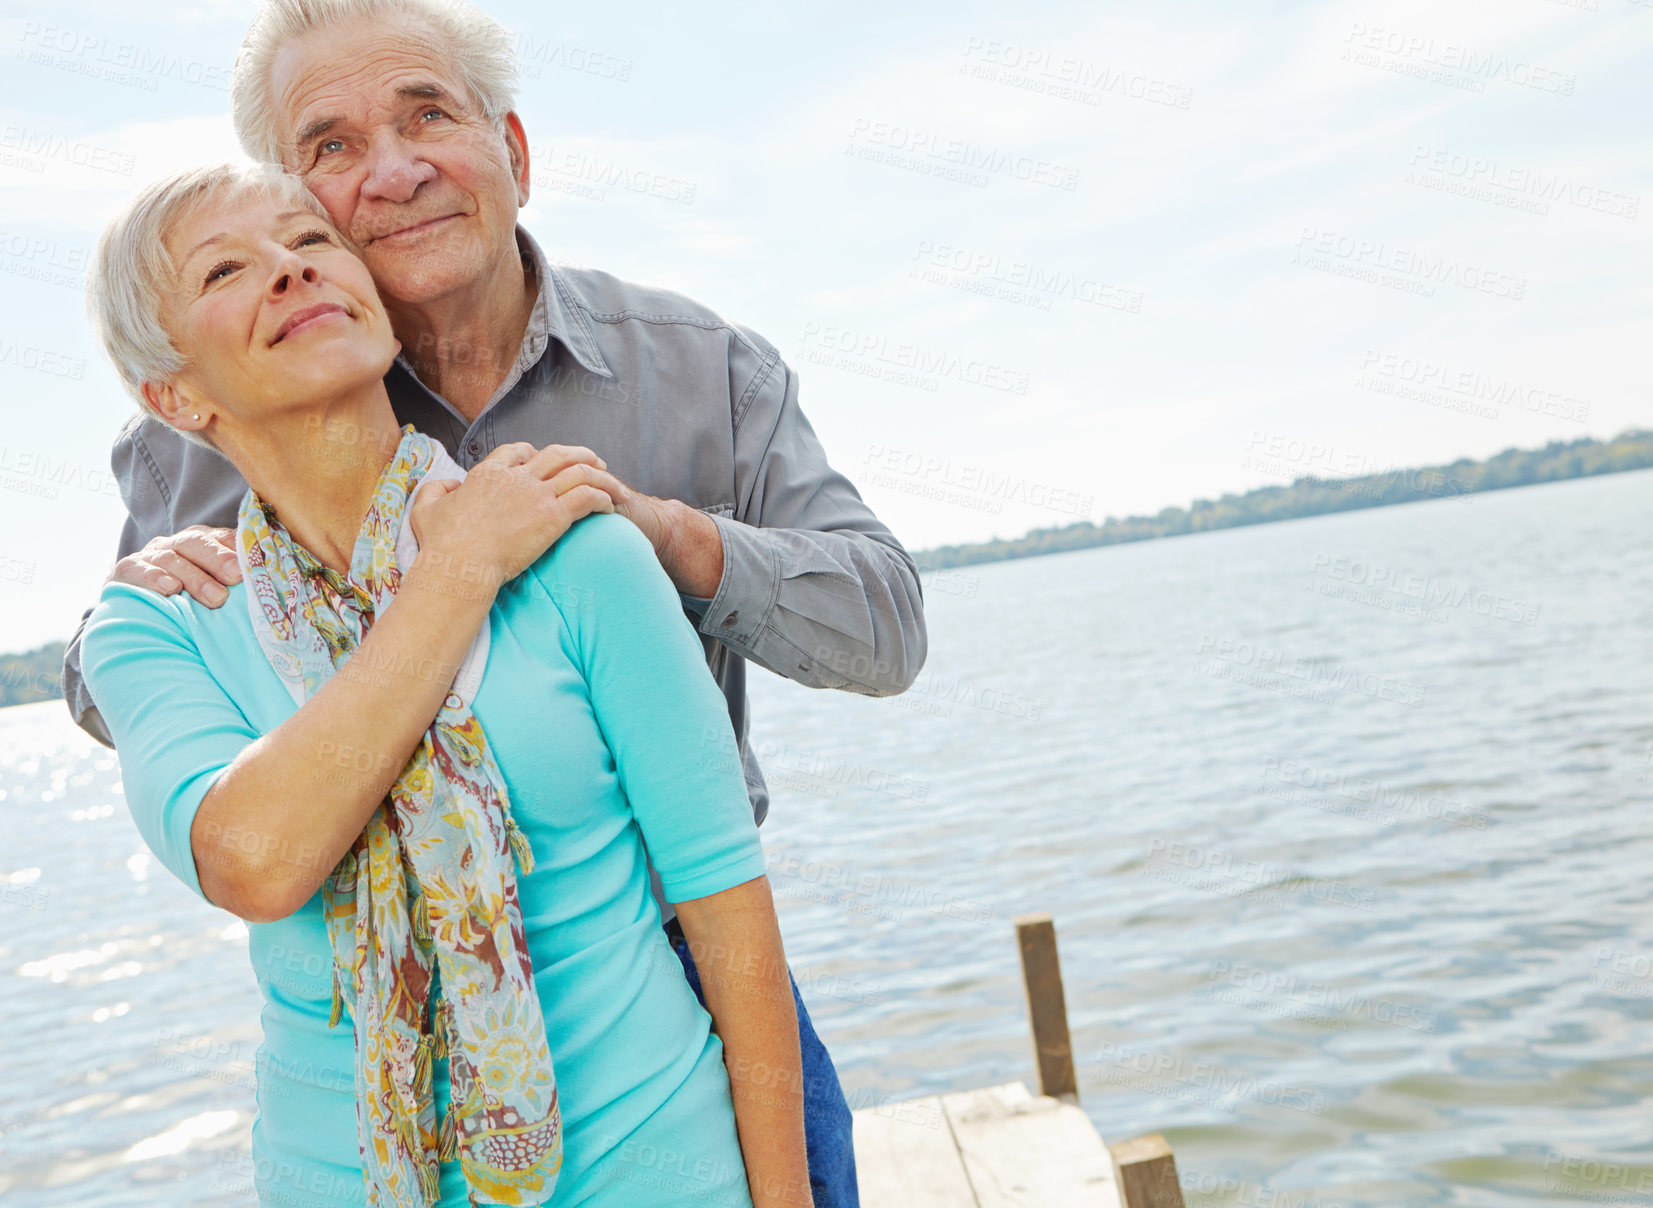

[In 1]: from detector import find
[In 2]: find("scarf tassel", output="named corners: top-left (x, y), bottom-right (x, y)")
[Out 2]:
top-left (328, 970), bottom-right (343, 1029)
top-left (437, 1102), bottom-right (459, 1163)
top-left (411, 892), bottom-right (432, 944)
top-left (506, 818), bottom-right (535, 874)
top-left (432, 997), bottom-right (450, 1062)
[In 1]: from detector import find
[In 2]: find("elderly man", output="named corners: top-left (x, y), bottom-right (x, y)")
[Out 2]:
top-left (61, 1), bottom-right (927, 1204)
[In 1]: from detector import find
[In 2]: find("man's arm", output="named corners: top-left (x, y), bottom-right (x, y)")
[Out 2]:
top-left (63, 417), bottom-right (248, 746)
top-left (606, 331), bottom-right (928, 698)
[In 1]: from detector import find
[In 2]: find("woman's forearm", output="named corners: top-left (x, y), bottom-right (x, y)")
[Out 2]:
top-left (189, 558), bottom-right (494, 921)
top-left (674, 876), bottom-right (813, 1208)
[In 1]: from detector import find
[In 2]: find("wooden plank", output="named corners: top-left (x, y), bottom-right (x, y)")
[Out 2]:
top-left (1111, 1134), bottom-right (1185, 1208)
top-left (851, 1094), bottom-right (979, 1208)
top-left (1014, 912), bottom-right (1078, 1101)
top-left (942, 1082), bottom-right (1124, 1208)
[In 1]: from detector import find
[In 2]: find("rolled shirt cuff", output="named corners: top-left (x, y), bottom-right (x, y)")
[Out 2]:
top-left (697, 514), bottom-right (780, 649)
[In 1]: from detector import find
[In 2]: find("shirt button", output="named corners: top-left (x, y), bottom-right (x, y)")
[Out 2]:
top-left (722, 611), bottom-right (739, 628)
top-left (466, 438), bottom-right (483, 458)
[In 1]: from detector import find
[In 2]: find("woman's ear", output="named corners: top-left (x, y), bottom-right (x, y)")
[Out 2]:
top-left (141, 379), bottom-right (210, 435)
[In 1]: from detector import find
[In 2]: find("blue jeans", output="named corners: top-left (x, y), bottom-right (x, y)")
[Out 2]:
top-left (665, 918), bottom-right (859, 1208)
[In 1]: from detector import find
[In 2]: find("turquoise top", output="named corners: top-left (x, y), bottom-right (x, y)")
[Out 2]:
top-left (81, 513), bottom-right (766, 1208)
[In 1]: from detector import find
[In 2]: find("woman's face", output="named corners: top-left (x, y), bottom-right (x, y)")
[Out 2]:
top-left (157, 188), bottom-right (398, 430)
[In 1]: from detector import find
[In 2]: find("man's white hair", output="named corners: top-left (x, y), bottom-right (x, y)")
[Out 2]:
top-left (87, 162), bottom-right (332, 451)
top-left (232, 0), bottom-right (521, 165)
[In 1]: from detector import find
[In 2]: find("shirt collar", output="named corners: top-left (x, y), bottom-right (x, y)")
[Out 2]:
top-left (387, 225), bottom-right (614, 395)
top-left (516, 227), bottom-right (614, 380)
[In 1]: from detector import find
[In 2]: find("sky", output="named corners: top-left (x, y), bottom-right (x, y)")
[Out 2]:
top-left (1, 0), bottom-right (1650, 649)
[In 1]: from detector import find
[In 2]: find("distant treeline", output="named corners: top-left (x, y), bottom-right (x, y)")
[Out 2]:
top-left (915, 428), bottom-right (1653, 572)
top-left (0, 642), bottom-right (65, 708)
top-left (5, 431), bottom-right (1653, 707)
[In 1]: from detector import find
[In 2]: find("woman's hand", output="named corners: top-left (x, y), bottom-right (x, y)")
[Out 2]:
top-left (675, 876), bottom-right (814, 1208)
top-left (409, 442), bottom-right (616, 599)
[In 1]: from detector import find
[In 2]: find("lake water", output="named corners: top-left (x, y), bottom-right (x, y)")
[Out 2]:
top-left (4, 468), bottom-right (1652, 1206)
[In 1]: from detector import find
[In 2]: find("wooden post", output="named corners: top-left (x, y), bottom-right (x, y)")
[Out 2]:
top-left (1111, 1133), bottom-right (1185, 1208)
top-left (1013, 912), bottom-right (1077, 1102)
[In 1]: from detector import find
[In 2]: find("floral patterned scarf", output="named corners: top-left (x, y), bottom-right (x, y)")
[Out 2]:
top-left (236, 426), bottom-right (561, 1207)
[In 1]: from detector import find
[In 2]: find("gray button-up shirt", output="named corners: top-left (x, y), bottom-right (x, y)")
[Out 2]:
top-left (62, 229), bottom-right (928, 827)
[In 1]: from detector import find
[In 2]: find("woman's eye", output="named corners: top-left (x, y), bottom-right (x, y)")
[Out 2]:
top-left (294, 229), bottom-right (332, 248)
top-left (204, 260), bottom-right (239, 286)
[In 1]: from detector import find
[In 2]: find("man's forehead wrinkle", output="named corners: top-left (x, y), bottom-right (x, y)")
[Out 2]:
top-left (275, 29), bottom-right (467, 147)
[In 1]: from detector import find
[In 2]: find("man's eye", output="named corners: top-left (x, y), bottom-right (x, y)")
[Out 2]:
top-left (319, 139), bottom-right (345, 155)
top-left (204, 260), bottom-right (240, 286)
top-left (419, 108), bottom-right (445, 123)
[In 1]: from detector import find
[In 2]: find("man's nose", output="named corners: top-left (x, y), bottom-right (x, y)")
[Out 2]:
top-left (361, 134), bottom-right (437, 202)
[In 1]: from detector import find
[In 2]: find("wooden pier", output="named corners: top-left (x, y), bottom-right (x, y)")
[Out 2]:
top-left (851, 913), bottom-right (1185, 1208)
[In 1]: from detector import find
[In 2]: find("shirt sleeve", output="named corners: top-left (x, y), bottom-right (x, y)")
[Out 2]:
top-left (79, 583), bottom-right (258, 903)
top-left (699, 327), bottom-right (928, 697)
top-left (531, 513), bottom-right (767, 904)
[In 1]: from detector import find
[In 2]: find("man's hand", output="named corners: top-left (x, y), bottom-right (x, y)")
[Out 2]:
top-left (569, 457), bottom-right (726, 598)
top-left (108, 525), bottom-right (241, 607)
top-left (409, 442), bottom-right (615, 598)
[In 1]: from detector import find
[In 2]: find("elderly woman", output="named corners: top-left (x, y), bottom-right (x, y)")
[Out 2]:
top-left (79, 162), bottom-right (812, 1208)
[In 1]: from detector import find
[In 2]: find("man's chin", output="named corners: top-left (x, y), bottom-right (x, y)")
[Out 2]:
top-left (363, 247), bottom-right (482, 310)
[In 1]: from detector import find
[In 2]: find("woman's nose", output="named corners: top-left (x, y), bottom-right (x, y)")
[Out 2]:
top-left (269, 263), bottom-right (319, 295)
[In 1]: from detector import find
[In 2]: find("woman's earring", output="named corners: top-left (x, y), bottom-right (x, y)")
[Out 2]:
top-left (192, 414), bottom-right (201, 421)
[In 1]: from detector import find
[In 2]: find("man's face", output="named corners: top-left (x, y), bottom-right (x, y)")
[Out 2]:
top-left (270, 17), bottom-right (529, 310)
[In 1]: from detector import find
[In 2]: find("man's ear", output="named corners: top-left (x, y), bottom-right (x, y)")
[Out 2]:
top-left (504, 111), bottom-right (531, 205)
top-left (141, 379), bottom-right (210, 436)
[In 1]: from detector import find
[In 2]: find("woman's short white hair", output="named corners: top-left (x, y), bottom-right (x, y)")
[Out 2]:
top-left (87, 162), bottom-right (331, 450)
top-left (232, 0), bottom-right (521, 165)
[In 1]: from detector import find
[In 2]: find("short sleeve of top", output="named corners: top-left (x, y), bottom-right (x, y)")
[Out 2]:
top-left (79, 584), bottom-right (259, 903)
top-left (525, 513), bottom-right (766, 903)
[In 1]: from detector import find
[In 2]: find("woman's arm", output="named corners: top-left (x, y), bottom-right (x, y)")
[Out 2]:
top-left (675, 877), bottom-right (812, 1208)
top-left (542, 512), bottom-right (810, 1205)
top-left (87, 443), bottom-right (612, 922)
